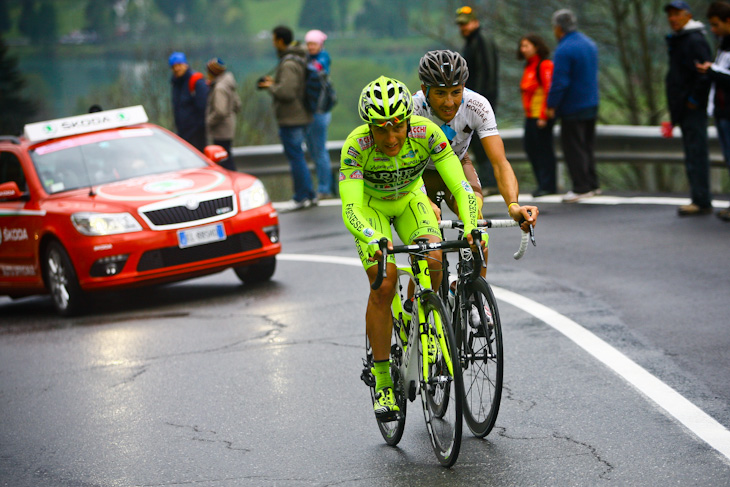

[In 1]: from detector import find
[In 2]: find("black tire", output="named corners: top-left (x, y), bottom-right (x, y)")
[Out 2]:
top-left (43, 240), bottom-right (85, 317)
top-left (234, 256), bottom-right (276, 284)
top-left (419, 291), bottom-right (462, 467)
top-left (365, 336), bottom-right (406, 446)
top-left (455, 277), bottom-right (503, 438)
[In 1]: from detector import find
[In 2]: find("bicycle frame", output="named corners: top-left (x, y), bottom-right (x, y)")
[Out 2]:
top-left (391, 257), bottom-right (454, 393)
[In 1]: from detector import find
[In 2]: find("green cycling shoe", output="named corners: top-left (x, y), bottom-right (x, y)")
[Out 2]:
top-left (373, 386), bottom-right (400, 420)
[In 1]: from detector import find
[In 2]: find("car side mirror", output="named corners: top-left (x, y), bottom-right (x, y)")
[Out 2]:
top-left (204, 145), bottom-right (229, 164)
top-left (0, 181), bottom-right (27, 201)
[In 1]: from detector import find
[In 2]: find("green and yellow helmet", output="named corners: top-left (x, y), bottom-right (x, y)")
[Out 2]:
top-left (358, 76), bottom-right (413, 125)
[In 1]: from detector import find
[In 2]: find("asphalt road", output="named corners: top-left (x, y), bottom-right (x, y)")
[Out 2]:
top-left (1, 194), bottom-right (729, 486)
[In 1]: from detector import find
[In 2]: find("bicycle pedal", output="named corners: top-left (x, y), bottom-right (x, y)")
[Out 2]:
top-left (360, 367), bottom-right (375, 388)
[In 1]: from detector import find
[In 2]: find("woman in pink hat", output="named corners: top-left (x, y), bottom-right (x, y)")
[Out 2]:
top-left (304, 29), bottom-right (335, 199)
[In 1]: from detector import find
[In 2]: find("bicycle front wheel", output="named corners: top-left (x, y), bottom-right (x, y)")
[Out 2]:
top-left (456, 277), bottom-right (503, 438)
top-left (419, 291), bottom-right (463, 467)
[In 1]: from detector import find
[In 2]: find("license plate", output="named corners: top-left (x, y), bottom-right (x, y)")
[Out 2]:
top-left (177, 223), bottom-right (226, 249)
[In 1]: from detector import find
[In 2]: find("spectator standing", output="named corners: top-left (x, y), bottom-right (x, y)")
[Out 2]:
top-left (304, 29), bottom-right (335, 200)
top-left (546, 9), bottom-right (601, 203)
top-left (518, 34), bottom-right (557, 197)
top-left (169, 51), bottom-right (208, 152)
top-left (456, 5), bottom-right (498, 193)
top-left (205, 57), bottom-right (241, 171)
top-left (258, 26), bottom-right (317, 209)
top-left (696, 1), bottom-right (730, 221)
top-left (664, 0), bottom-right (713, 216)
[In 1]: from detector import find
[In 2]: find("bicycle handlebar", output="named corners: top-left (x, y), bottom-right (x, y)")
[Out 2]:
top-left (370, 233), bottom-right (483, 290)
top-left (438, 217), bottom-right (534, 260)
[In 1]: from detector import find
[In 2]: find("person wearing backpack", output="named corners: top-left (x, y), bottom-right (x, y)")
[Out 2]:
top-left (304, 29), bottom-right (336, 200)
top-left (206, 57), bottom-right (241, 171)
top-left (518, 34), bottom-right (557, 197)
top-left (258, 26), bottom-right (318, 209)
top-left (169, 51), bottom-right (209, 152)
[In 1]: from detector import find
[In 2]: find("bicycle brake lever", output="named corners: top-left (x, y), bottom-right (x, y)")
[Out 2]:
top-left (527, 210), bottom-right (536, 247)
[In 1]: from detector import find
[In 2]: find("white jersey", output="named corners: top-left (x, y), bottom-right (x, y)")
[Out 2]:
top-left (412, 88), bottom-right (499, 170)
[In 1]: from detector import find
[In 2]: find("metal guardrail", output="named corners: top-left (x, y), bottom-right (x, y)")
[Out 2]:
top-left (231, 125), bottom-right (726, 178)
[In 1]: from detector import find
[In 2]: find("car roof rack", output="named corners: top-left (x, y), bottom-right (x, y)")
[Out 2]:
top-left (0, 136), bottom-right (21, 144)
top-left (23, 105), bottom-right (149, 144)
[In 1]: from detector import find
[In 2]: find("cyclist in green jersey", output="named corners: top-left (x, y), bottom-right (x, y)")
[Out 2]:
top-left (340, 76), bottom-right (481, 418)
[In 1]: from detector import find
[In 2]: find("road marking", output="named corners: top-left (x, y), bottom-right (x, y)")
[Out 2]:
top-left (274, 195), bottom-right (730, 210)
top-left (278, 253), bottom-right (730, 463)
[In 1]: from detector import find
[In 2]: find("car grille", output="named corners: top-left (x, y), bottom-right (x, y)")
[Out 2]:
top-left (142, 195), bottom-right (235, 227)
top-left (137, 231), bottom-right (262, 272)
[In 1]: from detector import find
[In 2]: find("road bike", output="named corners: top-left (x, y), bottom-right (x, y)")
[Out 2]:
top-left (360, 235), bottom-right (478, 467)
top-left (437, 210), bottom-right (534, 438)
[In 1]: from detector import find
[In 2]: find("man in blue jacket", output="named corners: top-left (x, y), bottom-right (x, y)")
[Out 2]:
top-left (665, 1), bottom-right (714, 216)
top-left (169, 51), bottom-right (209, 152)
top-left (546, 9), bottom-right (600, 203)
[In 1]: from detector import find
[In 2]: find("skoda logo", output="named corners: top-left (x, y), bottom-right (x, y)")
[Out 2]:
top-left (185, 198), bottom-right (200, 210)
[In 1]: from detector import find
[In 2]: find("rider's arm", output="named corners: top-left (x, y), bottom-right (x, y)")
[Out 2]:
top-left (481, 134), bottom-right (537, 225)
top-left (339, 130), bottom-right (387, 244)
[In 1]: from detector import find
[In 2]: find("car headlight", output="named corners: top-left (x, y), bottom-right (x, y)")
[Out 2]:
top-left (71, 212), bottom-right (143, 236)
top-left (239, 179), bottom-right (270, 211)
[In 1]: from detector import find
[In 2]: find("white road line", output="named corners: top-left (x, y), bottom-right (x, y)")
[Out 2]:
top-left (274, 195), bottom-right (730, 211)
top-left (278, 253), bottom-right (730, 463)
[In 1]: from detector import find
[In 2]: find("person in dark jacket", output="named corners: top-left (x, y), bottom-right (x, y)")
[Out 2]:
top-left (169, 52), bottom-right (208, 152)
top-left (697, 1), bottom-right (730, 221)
top-left (456, 5), bottom-right (499, 193)
top-left (546, 9), bottom-right (600, 203)
top-left (258, 26), bottom-right (317, 209)
top-left (664, 1), bottom-right (714, 216)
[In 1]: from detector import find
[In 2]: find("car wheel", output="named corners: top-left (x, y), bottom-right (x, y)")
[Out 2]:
top-left (234, 256), bottom-right (276, 284)
top-left (44, 240), bottom-right (85, 316)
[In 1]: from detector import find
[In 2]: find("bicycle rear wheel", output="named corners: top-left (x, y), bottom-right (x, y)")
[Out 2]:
top-left (419, 292), bottom-right (462, 467)
top-left (363, 334), bottom-right (406, 446)
top-left (456, 277), bottom-right (503, 438)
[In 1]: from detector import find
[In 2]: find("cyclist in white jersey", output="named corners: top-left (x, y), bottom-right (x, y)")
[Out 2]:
top-left (413, 50), bottom-right (538, 269)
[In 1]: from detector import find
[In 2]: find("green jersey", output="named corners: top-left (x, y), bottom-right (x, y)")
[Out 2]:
top-left (339, 115), bottom-right (479, 244)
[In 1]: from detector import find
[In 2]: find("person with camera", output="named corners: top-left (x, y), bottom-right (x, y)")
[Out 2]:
top-left (258, 25), bottom-right (318, 210)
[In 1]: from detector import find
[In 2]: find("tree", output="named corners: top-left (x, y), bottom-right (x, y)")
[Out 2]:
top-left (36, 1), bottom-right (58, 45)
top-left (85, 0), bottom-right (116, 39)
top-left (0, 36), bottom-right (37, 134)
top-left (0, 0), bottom-right (11, 33)
top-left (299, 0), bottom-right (336, 32)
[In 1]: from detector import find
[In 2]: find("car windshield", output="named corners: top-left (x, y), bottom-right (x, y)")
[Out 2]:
top-left (30, 127), bottom-right (209, 194)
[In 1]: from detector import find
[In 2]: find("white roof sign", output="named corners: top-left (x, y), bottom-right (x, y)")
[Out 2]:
top-left (24, 105), bottom-right (149, 143)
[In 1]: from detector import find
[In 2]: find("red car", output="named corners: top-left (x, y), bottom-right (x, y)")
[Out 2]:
top-left (0, 106), bottom-right (281, 316)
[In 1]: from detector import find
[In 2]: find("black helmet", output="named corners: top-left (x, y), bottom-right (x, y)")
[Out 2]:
top-left (418, 50), bottom-right (469, 87)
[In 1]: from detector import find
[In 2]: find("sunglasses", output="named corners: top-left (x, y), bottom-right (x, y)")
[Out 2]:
top-left (371, 116), bottom-right (406, 127)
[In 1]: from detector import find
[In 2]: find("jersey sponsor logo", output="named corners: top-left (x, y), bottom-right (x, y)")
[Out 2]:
top-left (428, 134), bottom-right (435, 146)
top-left (363, 228), bottom-right (375, 238)
top-left (339, 171), bottom-right (346, 181)
top-left (373, 157), bottom-right (390, 162)
top-left (417, 202), bottom-right (429, 215)
top-left (2, 227), bottom-right (29, 242)
top-left (408, 125), bottom-right (427, 139)
top-left (350, 170), bottom-right (363, 180)
top-left (357, 135), bottom-right (373, 150)
top-left (343, 158), bottom-right (360, 167)
top-left (364, 160), bottom-right (427, 184)
top-left (347, 146), bottom-right (360, 158)
top-left (344, 203), bottom-right (365, 232)
top-left (402, 150), bottom-right (415, 160)
top-left (432, 142), bottom-right (448, 154)
top-left (466, 99), bottom-right (491, 123)
top-left (461, 180), bottom-right (474, 193)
